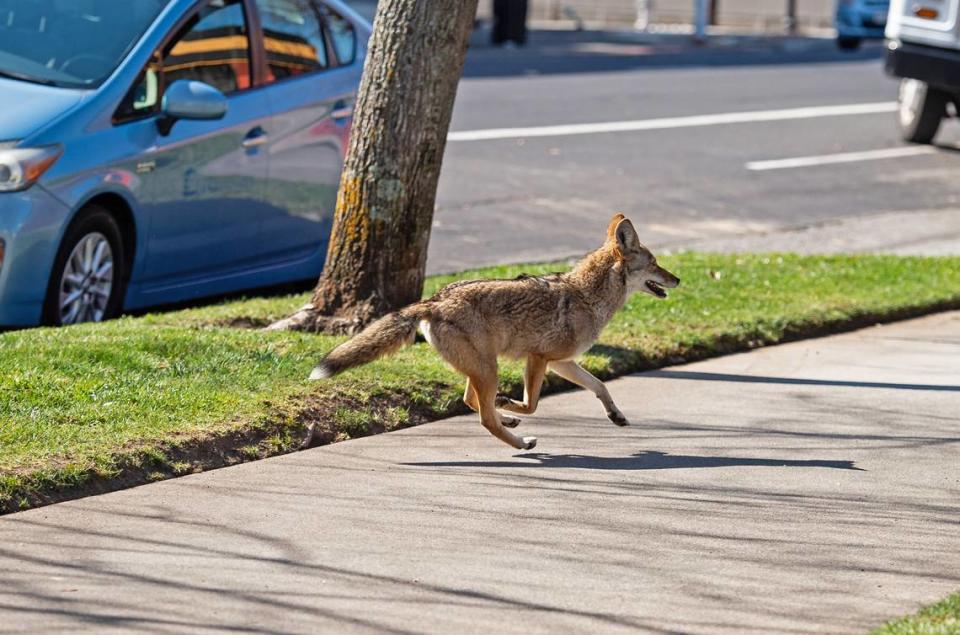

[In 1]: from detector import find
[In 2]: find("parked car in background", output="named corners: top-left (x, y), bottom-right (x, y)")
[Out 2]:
top-left (0, 0), bottom-right (369, 327)
top-left (836, 0), bottom-right (890, 49)
top-left (885, 0), bottom-right (960, 143)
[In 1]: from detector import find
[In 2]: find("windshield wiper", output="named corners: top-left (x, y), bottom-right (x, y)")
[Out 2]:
top-left (0, 68), bottom-right (59, 87)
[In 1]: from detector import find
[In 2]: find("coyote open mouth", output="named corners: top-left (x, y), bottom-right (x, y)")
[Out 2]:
top-left (645, 280), bottom-right (667, 298)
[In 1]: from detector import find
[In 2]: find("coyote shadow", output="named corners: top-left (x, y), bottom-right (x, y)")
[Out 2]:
top-left (404, 450), bottom-right (863, 471)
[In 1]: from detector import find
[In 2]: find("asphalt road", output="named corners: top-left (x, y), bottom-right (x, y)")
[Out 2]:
top-left (427, 33), bottom-right (960, 273)
top-left (3, 312), bottom-right (958, 633)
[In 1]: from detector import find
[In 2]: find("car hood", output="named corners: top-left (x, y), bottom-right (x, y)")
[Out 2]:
top-left (0, 77), bottom-right (88, 142)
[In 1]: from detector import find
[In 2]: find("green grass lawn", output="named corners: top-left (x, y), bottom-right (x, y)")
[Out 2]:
top-left (2, 252), bottom-right (960, 513)
top-left (874, 592), bottom-right (960, 634)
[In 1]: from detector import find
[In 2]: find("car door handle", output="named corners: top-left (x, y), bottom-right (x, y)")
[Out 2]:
top-left (241, 127), bottom-right (268, 149)
top-left (331, 101), bottom-right (353, 120)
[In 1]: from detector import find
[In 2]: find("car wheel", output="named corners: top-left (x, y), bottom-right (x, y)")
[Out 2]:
top-left (43, 206), bottom-right (127, 326)
top-left (836, 37), bottom-right (861, 50)
top-left (898, 78), bottom-right (948, 144)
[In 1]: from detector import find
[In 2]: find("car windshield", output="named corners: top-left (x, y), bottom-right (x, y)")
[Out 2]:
top-left (0, 0), bottom-right (169, 88)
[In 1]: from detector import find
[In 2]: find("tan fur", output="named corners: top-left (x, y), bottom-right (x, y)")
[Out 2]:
top-left (312, 214), bottom-right (679, 450)
top-left (310, 304), bottom-right (428, 379)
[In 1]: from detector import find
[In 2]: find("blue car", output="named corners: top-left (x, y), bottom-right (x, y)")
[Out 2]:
top-left (836, 0), bottom-right (890, 49)
top-left (0, 0), bottom-right (368, 326)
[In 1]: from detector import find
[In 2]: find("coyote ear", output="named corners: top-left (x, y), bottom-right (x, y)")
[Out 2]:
top-left (614, 218), bottom-right (640, 253)
top-left (606, 213), bottom-right (627, 241)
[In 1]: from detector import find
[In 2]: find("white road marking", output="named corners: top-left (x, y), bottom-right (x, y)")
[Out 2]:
top-left (447, 102), bottom-right (897, 142)
top-left (745, 146), bottom-right (938, 171)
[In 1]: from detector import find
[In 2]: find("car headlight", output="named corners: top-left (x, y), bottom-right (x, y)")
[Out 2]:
top-left (0, 143), bottom-right (63, 192)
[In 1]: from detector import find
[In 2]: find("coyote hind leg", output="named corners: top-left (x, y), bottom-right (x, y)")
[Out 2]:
top-left (466, 377), bottom-right (520, 427)
top-left (431, 327), bottom-right (530, 448)
top-left (463, 378), bottom-right (479, 412)
top-left (495, 355), bottom-right (547, 418)
top-left (549, 360), bottom-right (629, 426)
top-left (499, 414), bottom-right (522, 429)
top-left (473, 372), bottom-right (537, 450)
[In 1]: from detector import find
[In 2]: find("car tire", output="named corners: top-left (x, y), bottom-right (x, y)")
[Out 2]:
top-left (836, 37), bottom-right (861, 50)
top-left (43, 206), bottom-right (128, 326)
top-left (898, 78), bottom-right (948, 145)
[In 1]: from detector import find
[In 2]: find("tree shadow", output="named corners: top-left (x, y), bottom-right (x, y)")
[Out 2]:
top-left (404, 450), bottom-right (863, 471)
top-left (647, 369), bottom-right (960, 392)
top-left (0, 512), bottom-right (655, 633)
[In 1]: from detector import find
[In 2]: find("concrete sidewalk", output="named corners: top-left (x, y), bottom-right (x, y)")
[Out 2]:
top-left (2, 313), bottom-right (959, 633)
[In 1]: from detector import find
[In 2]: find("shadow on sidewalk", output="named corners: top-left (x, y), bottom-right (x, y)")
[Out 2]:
top-left (404, 450), bottom-right (863, 471)
top-left (0, 513), bottom-right (653, 633)
top-left (647, 370), bottom-right (960, 392)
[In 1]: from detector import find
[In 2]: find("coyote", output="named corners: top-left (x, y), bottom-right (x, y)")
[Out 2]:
top-left (311, 214), bottom-right (679, 450)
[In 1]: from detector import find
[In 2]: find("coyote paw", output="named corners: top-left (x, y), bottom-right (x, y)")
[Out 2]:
top-left (521, 436), bottom-right (538, 450)
top-left (495, 393), bottom-right (513, 408)
top-left (501, 415), bottom-right (521, 428)
top-left (608, 411), bottom-right (629, 426)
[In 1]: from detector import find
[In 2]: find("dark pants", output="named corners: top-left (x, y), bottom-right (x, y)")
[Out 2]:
top-left (491, 0), bottom-right (528, 45)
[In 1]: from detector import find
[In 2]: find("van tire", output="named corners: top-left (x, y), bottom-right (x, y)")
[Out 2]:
top-left (898, 78), bottom-right (947, 144)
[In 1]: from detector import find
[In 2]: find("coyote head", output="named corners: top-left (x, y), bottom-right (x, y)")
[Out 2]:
top-left (607, 213), bottom-right (680, 299)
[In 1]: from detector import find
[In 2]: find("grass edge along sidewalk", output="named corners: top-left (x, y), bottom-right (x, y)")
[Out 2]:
top-left (3, 252), bottom-right (960, 514)
top-left (873, 591), bottom-right (960, 634)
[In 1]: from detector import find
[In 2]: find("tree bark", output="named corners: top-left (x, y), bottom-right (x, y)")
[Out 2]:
top-left (267, 0), bottom-right (479, 334)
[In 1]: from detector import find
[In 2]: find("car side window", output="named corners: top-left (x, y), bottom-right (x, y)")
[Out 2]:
top-left (115, 0), bottom-right (251, 123)
top-left (315, 3), bottom-right (356, 66)
top-left (115, 58), bottom-right (162, 122)
top-left (255, 0), bottom-right (328, 82)
top-left (163, 0), bottom-right (252, 92)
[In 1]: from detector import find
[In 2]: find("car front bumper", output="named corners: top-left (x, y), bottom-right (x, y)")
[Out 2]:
top-left (885, 40), bottom-right (960, 93)
top-left (0, 185), bottom-right (70, 326)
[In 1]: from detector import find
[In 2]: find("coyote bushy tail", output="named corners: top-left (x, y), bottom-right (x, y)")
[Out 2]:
top-left (310, 303), bottom-right (430, 379)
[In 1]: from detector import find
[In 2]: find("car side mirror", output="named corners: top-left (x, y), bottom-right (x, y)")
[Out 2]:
top-left (157, 80), bottom-right (227, 136)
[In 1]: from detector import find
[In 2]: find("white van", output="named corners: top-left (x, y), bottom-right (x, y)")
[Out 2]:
top-left (885, 0), bottom-right (960, 143)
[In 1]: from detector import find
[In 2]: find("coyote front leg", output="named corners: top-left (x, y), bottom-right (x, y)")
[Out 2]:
top-left (549, 360), bottom-right (629, 426)
top-left (496, 355), bottom-right (547, 417)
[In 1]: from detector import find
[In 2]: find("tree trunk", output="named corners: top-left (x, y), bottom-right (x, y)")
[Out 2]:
top-left (267, 0), bottom-right (479, 334)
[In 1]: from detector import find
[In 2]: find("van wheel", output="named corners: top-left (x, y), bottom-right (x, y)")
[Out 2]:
top-left (43, 206), bottom-right (128, 326)
top-left (898, 78), bottom-right (948, 144)
top-left (836, 37), bottom-right (861, 50)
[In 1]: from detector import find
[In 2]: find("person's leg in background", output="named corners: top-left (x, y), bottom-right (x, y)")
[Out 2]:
top-left (491, 0), bottom-right (508, 45)
top-left (509, 0), bottom-right (528, 45)
top-left (492, 0), bottom-right (528, 46)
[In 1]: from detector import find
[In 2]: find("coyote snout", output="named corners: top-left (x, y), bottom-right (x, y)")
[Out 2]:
top-left (638, 263), bottom-right (680, 299)
top-left (311, 213), bottom-right (678, 450)
top-left (612, 222), bottom-right (679, 300)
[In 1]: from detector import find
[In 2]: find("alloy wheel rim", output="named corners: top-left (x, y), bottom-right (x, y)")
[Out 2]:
top-left (59, 232), bottom-right (114, 324)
